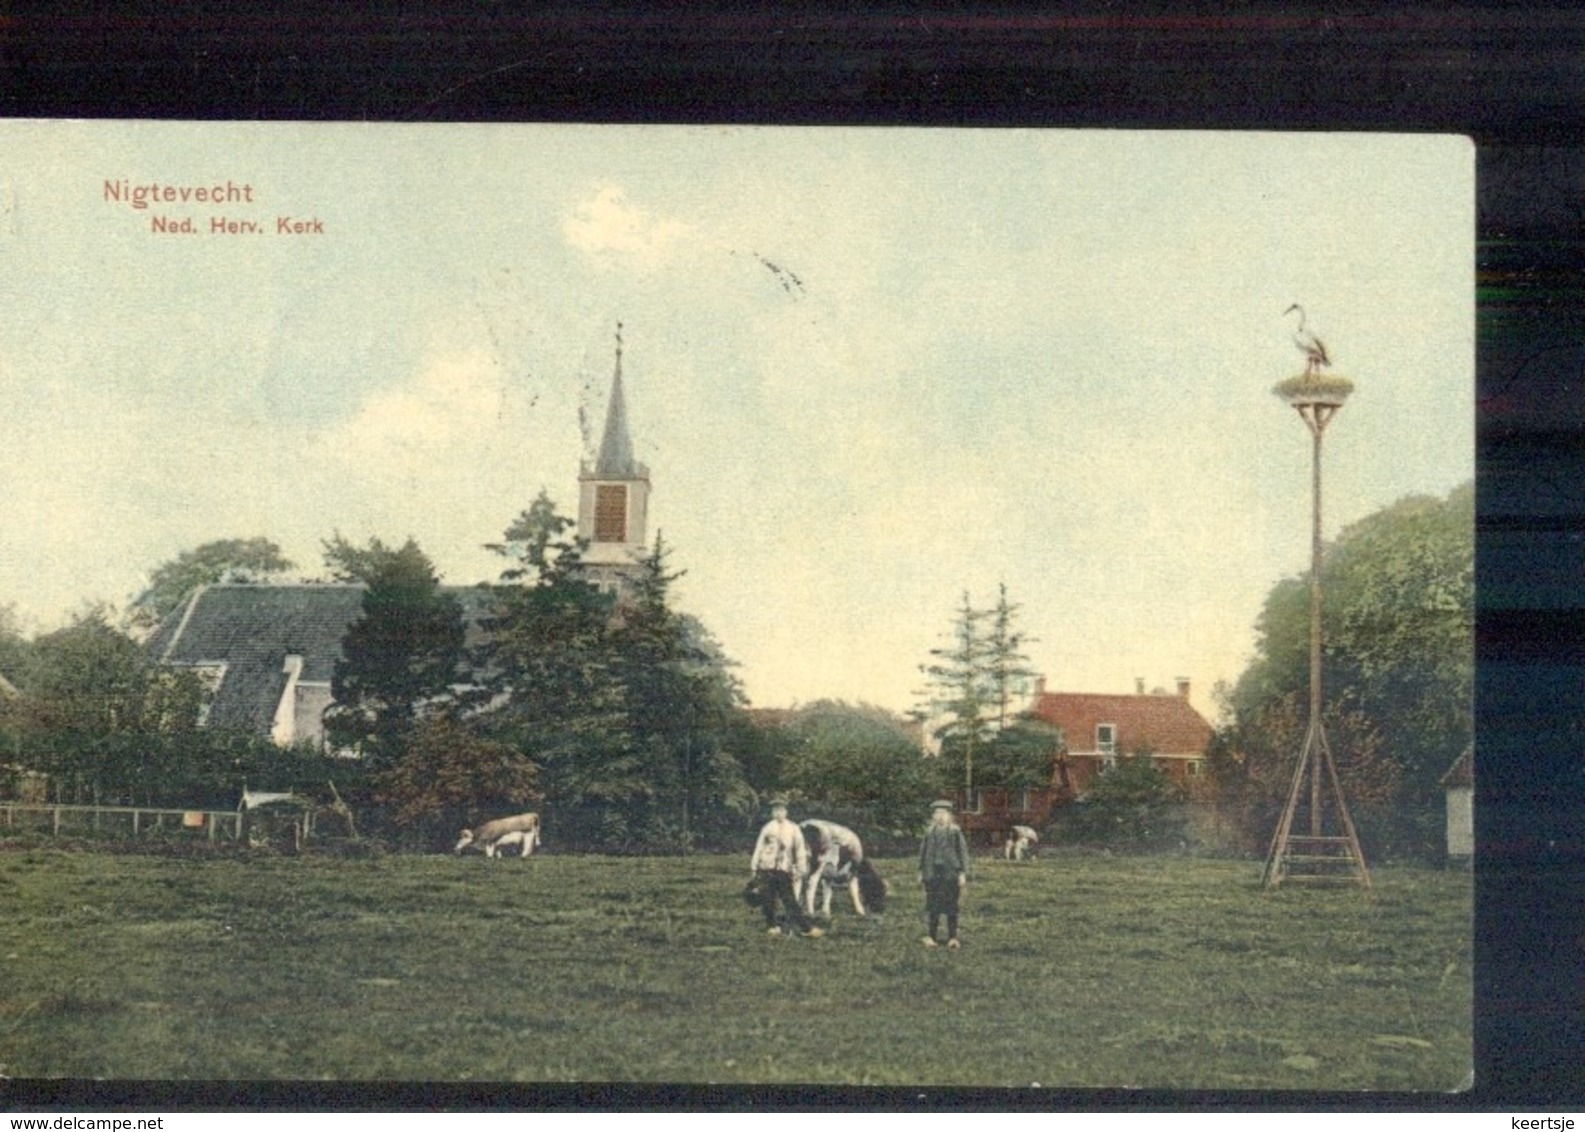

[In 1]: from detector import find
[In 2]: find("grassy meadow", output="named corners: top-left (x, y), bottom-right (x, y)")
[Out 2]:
top-left (0, 847), bottom-right (1471, 1089)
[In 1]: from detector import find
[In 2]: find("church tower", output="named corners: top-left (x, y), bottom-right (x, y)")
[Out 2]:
top-left (577, 324), bottom-right (651, 596)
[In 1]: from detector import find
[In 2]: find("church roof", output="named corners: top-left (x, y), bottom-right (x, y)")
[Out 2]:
top-left (147, 584), bottom-right (364, 733)
top-left (146, 583), bottom-right (492, 736)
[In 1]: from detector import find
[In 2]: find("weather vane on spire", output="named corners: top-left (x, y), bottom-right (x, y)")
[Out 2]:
top-left (616, 320), bottom-right (623, 361)
top-left (1284, 304), bottom-right (1331, 376)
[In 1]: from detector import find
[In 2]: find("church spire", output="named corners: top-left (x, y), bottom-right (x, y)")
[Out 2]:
top-left (576, 322), bottom-right (652, 598)
top-left (595, 321), bottom-right (639, 476)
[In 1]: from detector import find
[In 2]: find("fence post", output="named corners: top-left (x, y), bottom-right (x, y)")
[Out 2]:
top-left (52, 806), bottom-right (60, 836)
top-left (133, 810), bottom-right (141, 837)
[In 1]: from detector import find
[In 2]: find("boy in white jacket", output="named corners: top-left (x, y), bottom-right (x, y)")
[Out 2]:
top-left (750, 797), bottom-right (822, 937)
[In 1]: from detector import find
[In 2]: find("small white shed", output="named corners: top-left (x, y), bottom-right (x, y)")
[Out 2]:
top-left (1439, 747), bottom-right (1474, 862)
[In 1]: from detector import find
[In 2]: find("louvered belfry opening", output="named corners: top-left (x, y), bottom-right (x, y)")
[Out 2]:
top-left (594, 484), bottom-right (627, 543)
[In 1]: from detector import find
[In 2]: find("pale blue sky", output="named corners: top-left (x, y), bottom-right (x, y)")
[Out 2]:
top-left (0, 124), bottom-right (1473, 718)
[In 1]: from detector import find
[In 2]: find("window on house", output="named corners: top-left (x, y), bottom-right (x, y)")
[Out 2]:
top-left (964, 788), bottom-right (982, 814)
top-left (594, 485), bottom-right (627, 542)
top-left (1186, 760), bottom-right (1202, 777)
top-left (1097, 723), bottom-right (1117, 767)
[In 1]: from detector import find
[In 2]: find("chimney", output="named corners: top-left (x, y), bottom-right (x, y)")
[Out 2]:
top-left (272, 654), bottom-right (305, 746)
top-left (1135, 677), bottom-right (1145, 695)
top-left (1035, 675), bottom-right (1047, 697)
top-left (1176, 676), bottom-right (1190, 699)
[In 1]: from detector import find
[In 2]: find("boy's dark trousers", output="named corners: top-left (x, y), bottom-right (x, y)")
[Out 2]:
top-left (757, 868), bottom-right (812, 932)
top-left (924, 869), bottom-right (961, 941)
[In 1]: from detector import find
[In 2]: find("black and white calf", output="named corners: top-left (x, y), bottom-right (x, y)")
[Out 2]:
top-left (1004, 823), bottom-right (1039, 861)
top-left (454, 811), bottom-right (541, 858)
top-left (799, 819), bottom-right (888, 918)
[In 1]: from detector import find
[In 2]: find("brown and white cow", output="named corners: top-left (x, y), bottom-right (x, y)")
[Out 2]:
top-left (454, 812), bottom-right (540, 858)
top-left (799, 819), bottom-right (888, 918)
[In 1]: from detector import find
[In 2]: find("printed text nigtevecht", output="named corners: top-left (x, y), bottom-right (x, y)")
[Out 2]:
top-left (104, 179), bottom-right (255, 210)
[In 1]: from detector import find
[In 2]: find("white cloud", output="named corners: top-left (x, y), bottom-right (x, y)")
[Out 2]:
top-left (292, 333), bottom-right (589, 593)
top-left (562, 185), bottom-right (691, 270)
top-left (314, 346), bottom-right (509, 469)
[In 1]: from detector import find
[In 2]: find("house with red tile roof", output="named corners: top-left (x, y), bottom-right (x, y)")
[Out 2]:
top-left (951, 677), bottom-right (1215, 841)
top-left (1028, 676), bottom-right (1215, 797)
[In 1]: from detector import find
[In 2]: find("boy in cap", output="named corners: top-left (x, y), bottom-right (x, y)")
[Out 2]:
top-left (918, 799), bottom-right (970, 949)
top-left (750, 797), bottom-right (822, 938)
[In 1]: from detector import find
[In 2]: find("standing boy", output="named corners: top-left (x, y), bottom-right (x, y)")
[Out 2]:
top-left (919, 798), bottom-right (970, 949)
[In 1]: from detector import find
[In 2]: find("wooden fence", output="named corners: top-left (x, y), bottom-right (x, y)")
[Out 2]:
top-left (0, 802), bottom-right (244, 841)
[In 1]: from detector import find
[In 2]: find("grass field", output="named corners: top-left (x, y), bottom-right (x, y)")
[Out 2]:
top-left (0, 847), bottom-right (1471, 1089)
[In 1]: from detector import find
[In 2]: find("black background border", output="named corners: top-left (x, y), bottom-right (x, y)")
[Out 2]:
top-left (2, 3), bottom-right (1582, 1114)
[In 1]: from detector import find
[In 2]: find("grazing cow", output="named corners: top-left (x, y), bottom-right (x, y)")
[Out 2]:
top-left (455, 812), bottom-right (540, 858)
top-left (1005, 824), bottom-right (1040, 862)
top-left (799, 819), bottom-right (888, 918)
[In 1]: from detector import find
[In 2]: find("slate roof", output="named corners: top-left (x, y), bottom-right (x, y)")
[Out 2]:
top-left (146, 583), bottom-right (493, 736)
top-left (1030, 690), bottom-right (1214, 757)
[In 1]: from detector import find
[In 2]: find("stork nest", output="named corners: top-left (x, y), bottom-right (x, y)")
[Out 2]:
top-left (1273, 371), bottom-right (1354, 406)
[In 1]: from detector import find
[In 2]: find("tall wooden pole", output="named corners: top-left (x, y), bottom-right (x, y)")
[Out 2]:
top-left (1262, 369), bottom-right (1370, 888)
top-left (1308, 407), bottom-right (1326, 838)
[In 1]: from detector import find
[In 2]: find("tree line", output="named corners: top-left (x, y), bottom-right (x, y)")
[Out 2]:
top-left (1206, 482), bottom-right (1474, 860)
top-left (0, 497), bottom-right (963, 851)
top-left (0, 481), bottom-right (1472, 860)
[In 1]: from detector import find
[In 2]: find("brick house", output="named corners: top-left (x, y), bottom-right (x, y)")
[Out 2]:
top-left (1030, 677), bottom-right (1215, 793)
top-left (954, 677), bottom-right (1215, 840)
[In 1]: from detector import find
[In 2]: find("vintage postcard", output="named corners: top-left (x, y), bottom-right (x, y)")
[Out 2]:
top-left (0, 123), bottom-right (1472, 1089)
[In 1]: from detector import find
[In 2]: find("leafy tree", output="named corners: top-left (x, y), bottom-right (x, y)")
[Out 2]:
top-left (1210, 691), bottom-right (1403, 857)
top-left (376, 714), bottom-right (541, 844)
top-left (604, 537), bottom-right (753, 850)
top-left (719, 709), bottom-right (793, 801)
top-left (486, 490), bottom-right (577, 583)
top-left (777, 700), bottom-right (940, 840)
top-left (322, 537), bottom-right (465, 765)
top-left (19, 607), bottom-right (205, 804)
top-left (129, 538), bottom-right (294, 630)
top-left (1217, 482), bottom-right (1473, 859)
top-left (0, 605), bottom-right (30, 764)
top-left (4, 602), bottom-right (385, 812)
top-left (1051, 749), bottom-right (1187, 851)
top-left (475, 501), bottom-right (753, 851)
top-left (472, 497), bottom-right (625, 843)
top-left (0, 603), bottom-right (31, 689)
top-left (941, 717), bottom-right (1063, 794)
